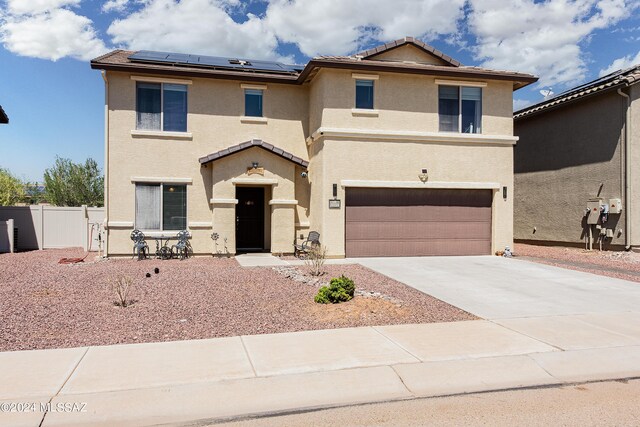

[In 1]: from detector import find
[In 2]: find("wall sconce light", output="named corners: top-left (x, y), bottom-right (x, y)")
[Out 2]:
top-left (301, 170), bottom-right (308, 178)
top-left (503, 186), bottom-right (508, 200)
top-left (252, 162), bottom-right (259, 169)
top-left (419, 168), bottom-right (428, 182)
top-left (333, 183), bottom-right (337, 198)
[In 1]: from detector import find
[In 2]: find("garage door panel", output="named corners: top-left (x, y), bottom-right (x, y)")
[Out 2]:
top-left (345, 220), bottom-right (492, 240)
top-left (345, 188), bottom-right (493, 257)
top-left (346, 239), bottom-right (491, 257)
top-left (346, 205), bottom-right (491, 222)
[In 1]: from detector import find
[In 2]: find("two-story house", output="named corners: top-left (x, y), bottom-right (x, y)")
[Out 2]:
top-left (91, 37), bottom-right (537, 258)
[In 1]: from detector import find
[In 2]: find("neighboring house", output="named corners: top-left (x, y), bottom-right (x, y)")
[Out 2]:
top-left (514, 65), bottom-right (640, 250)
top-left (91, 37), bottom-right (536, 258)
top-left (0, 105), bottom-right (8, 124)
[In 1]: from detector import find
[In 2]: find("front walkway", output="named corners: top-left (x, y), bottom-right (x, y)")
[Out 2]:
top-left (2, 315), bottom-right (640, 426)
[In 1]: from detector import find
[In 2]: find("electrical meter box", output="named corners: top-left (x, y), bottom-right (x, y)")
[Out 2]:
top-left (609, 198), bottom-right (622, 214)
top-left (586, 198), bottom-right (603, 225)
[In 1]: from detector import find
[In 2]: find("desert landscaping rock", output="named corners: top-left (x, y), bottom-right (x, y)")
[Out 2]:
top-left (0, 249), bottom-right (475, 351)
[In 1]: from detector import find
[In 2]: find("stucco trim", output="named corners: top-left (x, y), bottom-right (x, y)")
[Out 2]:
top-left (340, 180), bottom-right (501, 190)
top-left (312, 127), bottom-right (518, 145)
top-left (435, 79), bottom-right (487, 87)
top-left (209, 198), bottom-right (238, 204)
top-left (231, 178), bottom-right (279, 185)
top-left (130, 75), bottom-right (192, 85)
top-left (131, 177), bottom-right (193, 184)
top-left (352, 73), bottom-right (379, 80)
top-left (240, 116), bottom-right (268, 124)
top-left (269, 199), bottom-right (298, 205)
top-left (131, 130), bottom-right (193, 139)
top-left (107, 221), bottom-right (134, 228)
top-left (140, 230), bottom-right (180, 237)
top-left (188, 222), bottom-right (213, 228)
top-left (295, 222), bottom-right (311, 227)
top-left (351, 108), bottom-right (380, 117)
top-left (240, 83), bottom-right (267, 90)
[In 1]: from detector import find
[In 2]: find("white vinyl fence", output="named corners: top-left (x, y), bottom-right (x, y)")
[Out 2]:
top-left (0, 205), bottom-right (104, 253)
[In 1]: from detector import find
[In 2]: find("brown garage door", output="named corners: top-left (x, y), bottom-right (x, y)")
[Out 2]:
top-left (345, 188), bottom-right (492, 257)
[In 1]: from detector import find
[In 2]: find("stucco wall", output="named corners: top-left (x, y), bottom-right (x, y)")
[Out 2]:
top-left (367, 44), bottom-right (449, 65)
top-left (311, 69), bottom-right (513, 136)
top-left (105, 71), bottom-right (308, 255)
top-left (514, 90), bottom-right (626, 247)
top-left (629, 84), bottom-right (640, 245)
top-left (314, 137), bottom-right (513, 257)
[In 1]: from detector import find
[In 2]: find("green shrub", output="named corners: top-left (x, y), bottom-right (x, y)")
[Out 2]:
top-left (314, 275), bottom-right (356, 304)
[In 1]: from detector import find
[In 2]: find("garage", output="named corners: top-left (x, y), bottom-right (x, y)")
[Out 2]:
top-left (345, 188), bottom-right (493, 257)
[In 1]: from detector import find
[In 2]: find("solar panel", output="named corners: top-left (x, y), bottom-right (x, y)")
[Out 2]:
top-left (128, 50), bottom-right (301, 75)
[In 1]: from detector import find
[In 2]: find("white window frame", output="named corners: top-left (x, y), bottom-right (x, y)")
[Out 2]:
top-left (438, 85), bottom-right (483, 134)
top-left (135, 81), bottom-right (189, 132)
top-left (135, 183), bottom-right (188, 232)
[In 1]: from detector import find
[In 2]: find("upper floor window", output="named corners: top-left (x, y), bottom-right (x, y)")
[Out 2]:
top-left (135, 183), bottom-right (187, 231)
top-left (438, 85), bottom-right (482, 133)
top-left (136, 82), bottom-right (188, 132)
top-left (245, 89), bottom-right (263, 117)
top-left (355, 79), bottom-right (374, 109)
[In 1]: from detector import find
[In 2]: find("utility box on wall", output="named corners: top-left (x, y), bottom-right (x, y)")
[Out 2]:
top-left (586, 198), bottom-right (602, 225)
top-left (609, 198), bottom-right (622, 214)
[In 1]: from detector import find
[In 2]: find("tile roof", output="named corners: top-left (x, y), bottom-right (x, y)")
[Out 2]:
top-left (0, 105), bottom-right (7, 124)
top-left (198, 139), bottom-right (309, 168)
top-left (355, 37), bottom-right (461, 67)
top-left (91, 38), bottom-right (537, 89)
top-left (515, 64), bottom-right (640, 120)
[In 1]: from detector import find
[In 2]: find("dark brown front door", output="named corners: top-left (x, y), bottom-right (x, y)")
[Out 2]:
top-left (345, 188), bottom-right (492, 257)
top-left (236, 187), bottom-right (265, 251)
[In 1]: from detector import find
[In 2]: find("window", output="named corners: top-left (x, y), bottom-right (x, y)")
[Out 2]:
top-left (244, 89), bottom-right (263, 117)
top-left (355, 79), bottom-right (374, 109)
top-left (135, 184), bottom-right (186, 231)
top-left (438, 85), bottom-right (482, 133)
top-left (136, 82), bottom-right (187, 132)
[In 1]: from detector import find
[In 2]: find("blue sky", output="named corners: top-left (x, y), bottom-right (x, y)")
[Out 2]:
top-left (1, 0), bottom-right (639, 181)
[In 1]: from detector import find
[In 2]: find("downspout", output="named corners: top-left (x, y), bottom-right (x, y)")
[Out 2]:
top-left (617, 87), bottom-right (631, 250)
top-left (101, 71), bottom-right (109, 256)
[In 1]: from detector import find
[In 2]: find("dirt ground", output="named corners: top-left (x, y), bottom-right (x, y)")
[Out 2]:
top-left (0, 249), bottom-right (475, 352)
top-left (515, 243), bottom-right (640, 283)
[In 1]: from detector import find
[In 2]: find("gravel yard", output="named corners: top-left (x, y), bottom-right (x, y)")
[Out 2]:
top-left (515, 243), bottom-right (640, 283)
top-left (0, 249), bottom-right (475, 352)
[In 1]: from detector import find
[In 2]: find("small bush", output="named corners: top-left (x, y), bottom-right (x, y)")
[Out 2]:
top-left (314, 275), bottom-right (356, 304)
top-left (305, 245), bottom-right (327, 276)
top-left (111, 276), bottom-right (135, 307)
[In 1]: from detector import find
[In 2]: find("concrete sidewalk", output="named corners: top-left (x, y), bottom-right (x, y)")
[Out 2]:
top-left (2, 314), bottom-right (640, 427)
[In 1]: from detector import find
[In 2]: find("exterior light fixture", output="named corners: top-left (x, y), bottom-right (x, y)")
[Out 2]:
top-left (503, 186), bottom-right (508, 199)
top-left (419, 168), bottom-right (428, 182)
top-left (252, 162), bottom-right (259, 169)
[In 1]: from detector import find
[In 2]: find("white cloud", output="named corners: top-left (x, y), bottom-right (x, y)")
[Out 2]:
top-left (264, 0), bottom-right (465, 57)
top-left (5, 0), bottom-right (81, 15)
top-left (513, 98), bottom-right (533, 111)
top-left (0, 1), bottom-right (108, 61)
top-left (102, 0), bottom-right (130, 13)
top-left (599, 50), bottom-right (640, 76)
top-left (107, 0), bottom-right (288, 61)
top-left (468, 0), bottom-right (635, 88)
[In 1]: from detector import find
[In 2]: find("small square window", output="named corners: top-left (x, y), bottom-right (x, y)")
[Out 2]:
top-left (245, 89), bottom-right (263, 117)
top-left (355, 80), bottom-right (374, 109)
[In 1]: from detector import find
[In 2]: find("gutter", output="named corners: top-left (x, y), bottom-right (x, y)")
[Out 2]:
top-left (617, 87), bottom-right (632, 250)
top-left (101, 71), bottom-right (109, 256)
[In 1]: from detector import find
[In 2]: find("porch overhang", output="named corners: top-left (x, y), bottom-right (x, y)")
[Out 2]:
top-left (199, 139), bottom-right (309, 168)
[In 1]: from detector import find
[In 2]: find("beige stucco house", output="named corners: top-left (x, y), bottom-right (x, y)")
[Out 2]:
top-left (91, 37), bottom-right (536, 258)
top-left (514, 65), bottom-right (640, 250)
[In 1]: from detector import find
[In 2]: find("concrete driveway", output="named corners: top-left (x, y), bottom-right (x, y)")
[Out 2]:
top-left (355, 256), bottom-right (640, 319)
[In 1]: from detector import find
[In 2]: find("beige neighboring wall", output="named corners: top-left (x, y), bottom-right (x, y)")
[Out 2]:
top-left (105, 71), bottom-right (308, 255)
top-left (629, 84), bottom-right (640, 245)
top-left (514, 90), bottom-right (626, 247)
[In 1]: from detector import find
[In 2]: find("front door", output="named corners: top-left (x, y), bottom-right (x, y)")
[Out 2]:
top-left (236, 187), bottom-right (265, 252)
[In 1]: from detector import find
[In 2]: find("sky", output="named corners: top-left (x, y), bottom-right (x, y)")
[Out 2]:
top-left (0, 0), bottom-right (639, 181)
